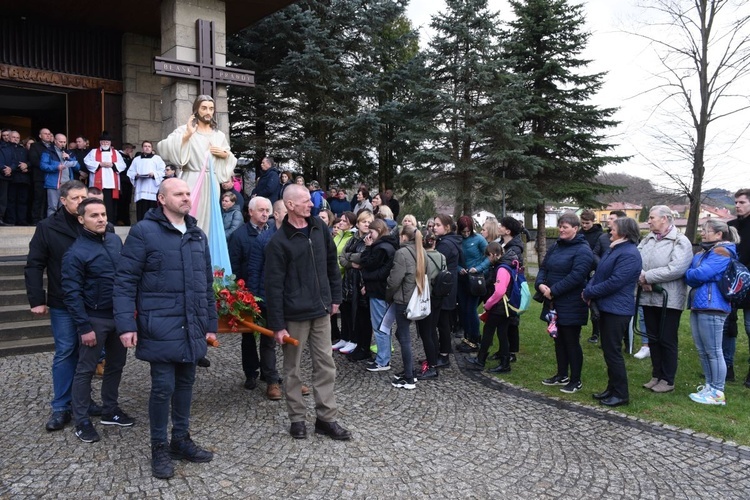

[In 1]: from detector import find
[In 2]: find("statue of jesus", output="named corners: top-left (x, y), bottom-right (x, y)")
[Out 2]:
top-left (157, 95), bottom-right (237, 237)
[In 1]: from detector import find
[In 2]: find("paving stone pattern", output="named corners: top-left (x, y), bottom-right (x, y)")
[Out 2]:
top-left (1, 333), bottom-right (749, 499)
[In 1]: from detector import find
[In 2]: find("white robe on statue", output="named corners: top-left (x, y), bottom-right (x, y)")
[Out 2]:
top-left (157, 126), bottom-right (237, 237)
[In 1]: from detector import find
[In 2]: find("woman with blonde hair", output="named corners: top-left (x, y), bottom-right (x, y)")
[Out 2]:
top-left (401, 214), bottom-right (418, 228)
top-left (684, 219), bottom-right (738, 405)
top-left (387, 224), bottom-right (427, 389)
top-left (481, 218), bottom-right (501, 243)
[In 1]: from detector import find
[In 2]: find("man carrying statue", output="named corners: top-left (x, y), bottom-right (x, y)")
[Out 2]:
top-left (157, 95), bottom-right (237, 237)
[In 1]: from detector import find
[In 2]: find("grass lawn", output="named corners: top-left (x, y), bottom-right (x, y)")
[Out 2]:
top-left (481, 300), bottom-right (750, 445)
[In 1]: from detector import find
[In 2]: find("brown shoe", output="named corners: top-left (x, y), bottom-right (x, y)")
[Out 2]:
top-left (651, 380), bottom-right (674, 393)
top-left (642, 377), bottom-right (659, 389)
top-left (95, 360), bottom-right (106, 378)
top-left (301, 385), bottom-right (311, 397)
top-left (266, 383), bottom-right (282, 401)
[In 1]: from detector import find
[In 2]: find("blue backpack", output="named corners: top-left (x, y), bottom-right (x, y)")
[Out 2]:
top-left (721, 258), bottom-right (750, 306)
top-left (499, 261), bottom-right (531, 316)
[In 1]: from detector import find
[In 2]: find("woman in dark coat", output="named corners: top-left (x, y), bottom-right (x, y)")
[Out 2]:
top-left (535, 212), bottom-right (594, 394)
top-left (434, 214), bottom-right (463, 368)
top-left (583, 218), bottom-right (642, 407)
top-left (336, 210), bottom-right (374, 359)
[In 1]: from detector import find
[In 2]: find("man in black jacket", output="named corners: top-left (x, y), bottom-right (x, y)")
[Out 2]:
top-left (62, 198), bottom-right (133, 443)
top-left (24, 180), bottom-right (89, 431)
top-left (725, 188), bottom-right (750, 387)
top-left (264, 184), bottom-right (350, 441)
top-left (114, 177), bottom-right (216, 479)
top-left (250, 156), bottom-right (279, 204)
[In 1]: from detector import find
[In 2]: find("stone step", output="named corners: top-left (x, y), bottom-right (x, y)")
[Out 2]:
top-left (0, 304), bottom-right (43, 323)
top-left (0, 226), bottom-right (36, 257)
top-left (0, 336), bottom-right (54, 357)
top-left (0, 260), bottom-right (26, 276)
top-left (0, 290), bottom-right (30, 307)
top-left (0, 319), bottom-right (52, 342)
top-left (0, 276), bottom-right (28, 292)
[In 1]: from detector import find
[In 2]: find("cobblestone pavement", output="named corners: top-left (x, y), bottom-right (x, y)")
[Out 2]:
top-left (2, 333), bottom-right (750, 499)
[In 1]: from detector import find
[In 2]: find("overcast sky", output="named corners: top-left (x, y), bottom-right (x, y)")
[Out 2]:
top-left (406, 0), bottom-right (750, 194)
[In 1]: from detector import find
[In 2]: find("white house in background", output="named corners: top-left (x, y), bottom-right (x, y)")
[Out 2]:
top-left (472, 211), bottom-right (526, 227)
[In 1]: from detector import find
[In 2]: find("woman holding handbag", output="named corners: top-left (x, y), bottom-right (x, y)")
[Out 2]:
top-left (386, 225), bottom-right (428, 390)
top-left (456, 215), bottom-right (490, 353)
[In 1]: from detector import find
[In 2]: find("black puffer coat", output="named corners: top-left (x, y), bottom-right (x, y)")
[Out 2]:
top-left (113, 207), bottom-right (217, 364)
top-left (435, 233), bottom-right (463, 310)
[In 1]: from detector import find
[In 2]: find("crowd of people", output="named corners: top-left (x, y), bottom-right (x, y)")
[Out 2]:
top-left (0, 127), bottom-right (183, 228)
top-left (15, 105), bottom-right (750, 478)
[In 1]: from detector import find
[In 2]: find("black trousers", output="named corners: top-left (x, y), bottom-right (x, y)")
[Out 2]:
top-left (117, 173), bottom-right (132, 225)
top-left (339, 301), bottom-right (354, 342)
top-left (599, 312), bottom-right (630, 399)
top-left (135, 199), bottom-right (157, 222)
top-left (554, 325), bottom-right (583, 383)
top-left (480, 314), bottom-right (510, 362)
top-left (353, 302), bottom-right (371, 347)
top-left (241, 332), bottom-right (280, 383)
top-left (437, 308), bottom-right (454, 354)
top-left (643, 306), bottom-right (682, 384)
top-left (71, 317), bottom-right (127, 425)
top-left (416, 300), bottom-right (441, 366)
top-left (6, 183), bottom-right (29, 224)
top-left (508, 319), bottom-right (520, 353)
top-left (31, 178), bottom-right (45, 223)
top-left (102, 189), bottom-right (117, 224)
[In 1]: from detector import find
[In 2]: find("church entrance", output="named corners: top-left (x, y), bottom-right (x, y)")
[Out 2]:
top-left (0, 83), bottom-right (121, 146)
top-left (0, 84), bottom-right (66, 141)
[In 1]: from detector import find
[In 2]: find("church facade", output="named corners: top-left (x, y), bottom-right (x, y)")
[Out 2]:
top-left (1, 0), bottom-right (296, 147)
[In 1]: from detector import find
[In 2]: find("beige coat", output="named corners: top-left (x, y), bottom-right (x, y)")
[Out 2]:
top-left (637, 226), bottom-right (693, 310)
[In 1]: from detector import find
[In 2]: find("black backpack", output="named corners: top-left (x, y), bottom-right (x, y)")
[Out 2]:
top-left (428, 253), bottom-right (453, 298)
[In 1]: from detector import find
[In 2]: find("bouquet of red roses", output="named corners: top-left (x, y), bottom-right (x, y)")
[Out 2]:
top-left (213, 268), bottom-right (263, 332)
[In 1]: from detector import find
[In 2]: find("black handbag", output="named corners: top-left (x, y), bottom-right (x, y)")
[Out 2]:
top-left (533, 290), bottom-right (545, 303)
top-left (468, 273), bottom-right (486, 297)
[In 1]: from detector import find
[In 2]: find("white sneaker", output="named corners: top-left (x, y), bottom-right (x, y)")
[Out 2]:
top-left (339, 342), bottom-right (357, 354)
top-left (634, 346), bottom-right (650, 359)
top-left (332, 339), bottom-right (347, 351)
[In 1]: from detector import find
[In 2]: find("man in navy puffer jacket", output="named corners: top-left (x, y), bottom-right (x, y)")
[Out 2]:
top-left (114, 178), bottom-right (217, 479)
top-left (63, 198), bottom-right (132, 443)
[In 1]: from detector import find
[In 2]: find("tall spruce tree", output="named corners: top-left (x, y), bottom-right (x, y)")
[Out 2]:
top-left (503, 0), bottom-right (624, 262)
top-left (419, 0), bottom-right (528, 216)
top-left (228, 0), bottom-right (426, 191)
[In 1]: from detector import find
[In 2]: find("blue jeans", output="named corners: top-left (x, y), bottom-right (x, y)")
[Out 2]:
top-left (370, 298), bottom-right (391, 367)
top-left (49, 307), bottom-right (78, 412)
top-left (394, 303), bottom-right (415, 379)
top-left (149, 362), bottom-right (196, 445)
top-left (690, 311), bottom-right (727, 392)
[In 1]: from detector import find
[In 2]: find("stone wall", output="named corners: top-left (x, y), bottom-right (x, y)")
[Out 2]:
top-left (122, 33), bottom-right (162, 147)
top-left (159, 0), bottom-right (230, 139)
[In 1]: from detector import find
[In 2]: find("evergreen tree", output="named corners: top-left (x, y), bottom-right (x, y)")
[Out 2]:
top-left (417, 0), bottom-right (528, 216)
top-left (502, 0), bottom-right (624, 262)
top-left (228, 0), bottom-right (426, 191)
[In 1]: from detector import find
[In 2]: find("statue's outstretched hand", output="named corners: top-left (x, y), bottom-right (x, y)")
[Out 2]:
top-left (183, 114), bottom-right (198, 142)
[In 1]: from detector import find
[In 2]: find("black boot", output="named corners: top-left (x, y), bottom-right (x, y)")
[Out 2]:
top-left (489, 356), bottom-right (511, 374)
top-left (467, 352), bottom-right (487, 371)
top-left (726, 364), bottom-right (735, 382)
top-left (745, 367), bottom-right (750, 389)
